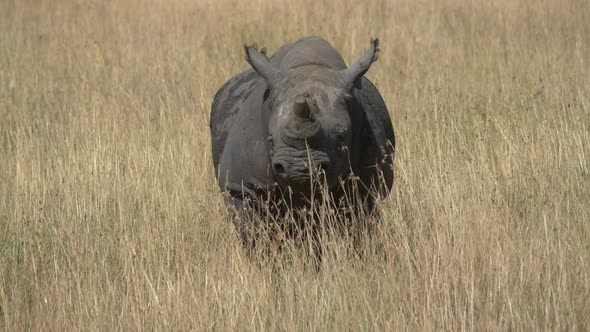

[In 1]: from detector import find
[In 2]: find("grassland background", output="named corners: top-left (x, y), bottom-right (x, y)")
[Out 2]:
top-left (1, 0), bottom-right (589, 330)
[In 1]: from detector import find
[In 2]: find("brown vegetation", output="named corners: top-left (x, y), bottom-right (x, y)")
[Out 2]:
top-left (1, 0), bottom-right (589, 329)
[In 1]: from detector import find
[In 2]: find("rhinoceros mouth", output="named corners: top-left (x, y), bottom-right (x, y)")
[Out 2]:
top-left (271, 147), bottom-right (334, 189)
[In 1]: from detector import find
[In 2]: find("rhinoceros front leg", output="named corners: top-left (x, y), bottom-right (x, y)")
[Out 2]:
top-left (224, 194), bottom-right (261, 251)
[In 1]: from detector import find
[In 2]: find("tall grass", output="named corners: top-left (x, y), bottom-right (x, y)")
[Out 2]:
top-left (1, 0), bottom-right (589, 329)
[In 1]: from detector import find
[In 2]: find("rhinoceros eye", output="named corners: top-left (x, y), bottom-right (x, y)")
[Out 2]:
top-left (267, 135), bottom-right (274, 149)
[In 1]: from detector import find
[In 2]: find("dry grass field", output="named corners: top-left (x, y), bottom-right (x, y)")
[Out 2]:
top-left (1, 0), bottom-right (589, 330)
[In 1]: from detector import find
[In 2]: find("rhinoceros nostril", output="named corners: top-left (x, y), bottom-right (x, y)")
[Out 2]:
top-left (273, 162), bottom-right (288, 179)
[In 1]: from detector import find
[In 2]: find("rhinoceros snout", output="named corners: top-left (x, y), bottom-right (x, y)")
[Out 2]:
top-left (271, 153), bottom-right (332, 188)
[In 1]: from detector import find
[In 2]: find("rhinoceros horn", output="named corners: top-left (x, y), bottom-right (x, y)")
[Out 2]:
top-left (293, 94), bottom-right (311, 119)
top-left (284, 94), bottom-right (319, 140)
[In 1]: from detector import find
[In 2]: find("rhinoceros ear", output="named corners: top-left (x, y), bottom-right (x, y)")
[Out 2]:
top-left (244, 44), bottom-right (281, 89)
top-left (340, 38), bottom-right (380, 89)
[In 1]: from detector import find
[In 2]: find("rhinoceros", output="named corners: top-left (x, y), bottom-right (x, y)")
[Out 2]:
top-left (210, 36), bottom-right (395, 247)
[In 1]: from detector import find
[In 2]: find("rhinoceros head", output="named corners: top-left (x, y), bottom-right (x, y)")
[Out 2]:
top-left (244, 39), bottom-right (379, 193)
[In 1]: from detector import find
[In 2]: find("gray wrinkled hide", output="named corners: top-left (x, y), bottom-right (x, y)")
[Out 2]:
top-left (210, 36), bottom-right (395, 245)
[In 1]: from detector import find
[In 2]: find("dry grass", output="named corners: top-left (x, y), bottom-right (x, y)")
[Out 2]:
top-left (1, 0), bottom-right (590, 330)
